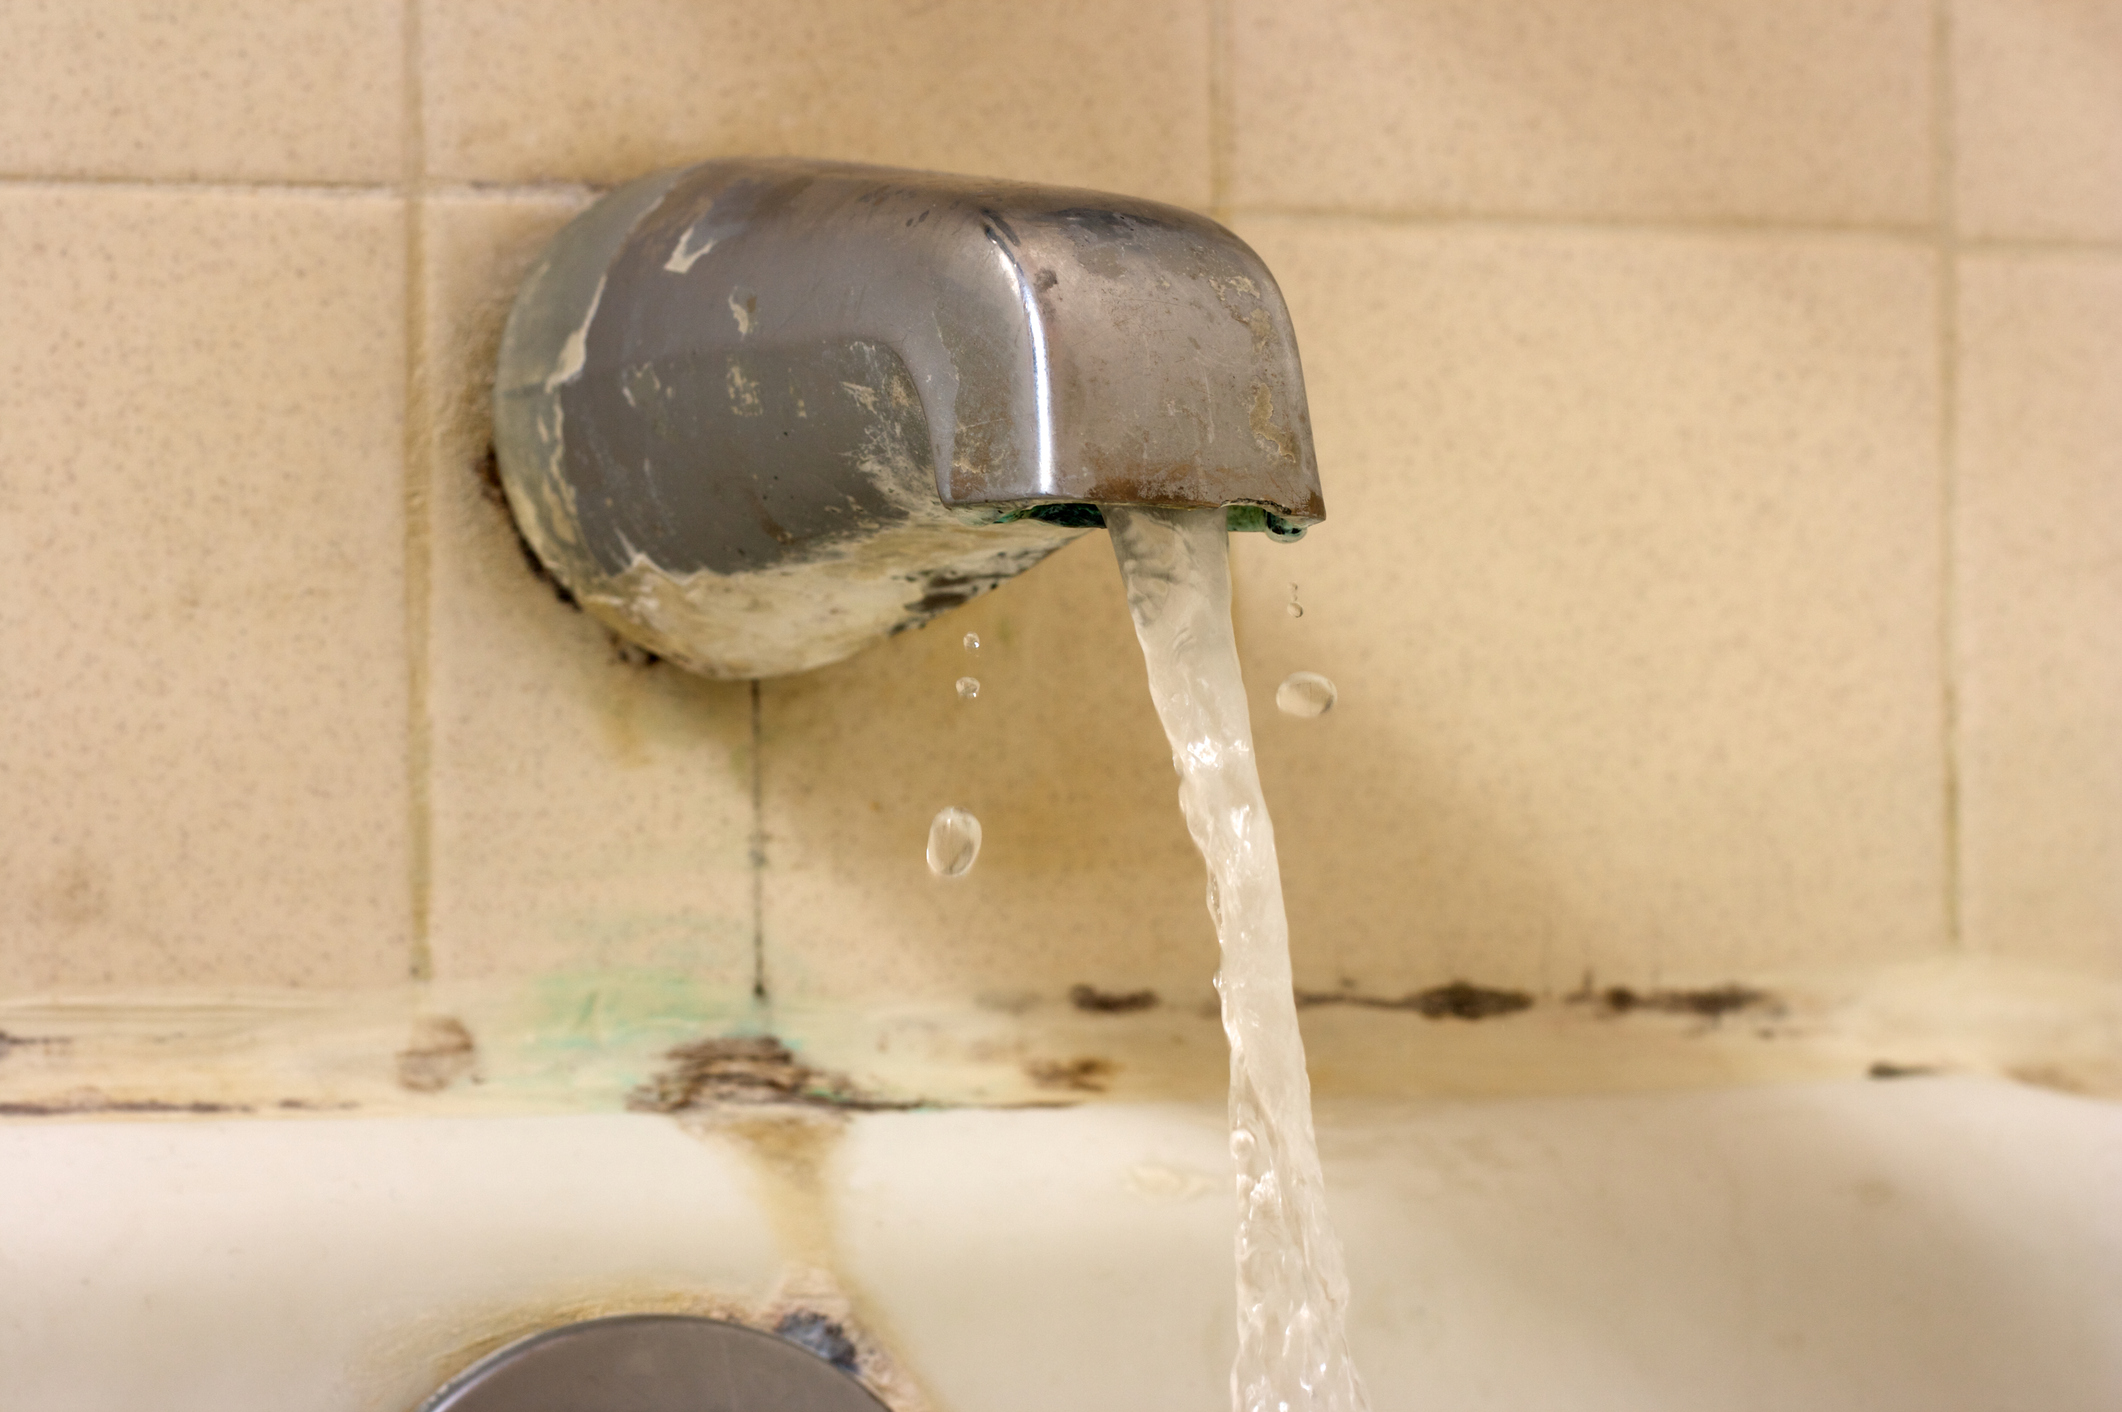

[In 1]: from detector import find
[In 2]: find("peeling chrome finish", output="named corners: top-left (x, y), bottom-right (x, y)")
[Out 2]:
top-left (493, 159), bottom-right (1323, 679)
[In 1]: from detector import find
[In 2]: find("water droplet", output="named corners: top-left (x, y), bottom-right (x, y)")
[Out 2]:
top-left (1275, 671), bottom-right (1337, 718)
top-left (1287, 583), bottom-right (1304, 619)
top-left (962, 632), bottom-right (980, 651)
top-left (955, 675), bottom-right (980, 701)
top-left (926, 807), bottom-right (982, 878)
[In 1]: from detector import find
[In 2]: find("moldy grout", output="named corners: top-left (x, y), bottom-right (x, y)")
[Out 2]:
top-left (1933, 0), bottom-right (1963, 954)
top-left (402, 0), bottom-right (434, 980)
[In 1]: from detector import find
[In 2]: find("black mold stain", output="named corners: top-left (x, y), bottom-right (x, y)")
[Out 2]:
top-left (774, 1311), bottom-right (861, 1374)
top-left (1024, 1056), bottom-right (1116, 1093)
top-left (605, 631), bottom-right (663, 668)
top-left (1068, 984), bottom-right (1160, 1014)
top-left (0, 1093), bottom-right (250, 1117)
top-left (1021, 502), bottom-right (1105, 529)
top-left (0, 1030), bottom-right (69, 1060)
top-left (629, 1036), bottom-right (917, 1113)
top-left (479, 445), bottom-right (663, 668)
top-left (1295, 980), bottom-right (1534, 1021)
top-left (479, 444), bottom-right (581, 612)
top-left (1587, 983), bottom-right (1774, 1021)
top-left (906, 570), bottom-right (986, 617)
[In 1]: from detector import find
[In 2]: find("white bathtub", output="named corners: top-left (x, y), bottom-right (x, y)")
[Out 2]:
top-left (4, 1076), bottom-right (2118, 1412)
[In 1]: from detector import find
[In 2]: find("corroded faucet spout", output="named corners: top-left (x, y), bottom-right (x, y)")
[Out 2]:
top-left (493, 159), bottom-right (1322, 679)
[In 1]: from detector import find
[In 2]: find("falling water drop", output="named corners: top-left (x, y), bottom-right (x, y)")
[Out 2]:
top-left (955, 675), bottom-right (980, 701)
top-left (1275, 671), bottom-right (1337, 718)
top-left (963, 632), bottom-right (981, 651)
top-left (1287, 583), bottom-right (1304, 619)
top-left (926, 807), bottom-right (982, 878)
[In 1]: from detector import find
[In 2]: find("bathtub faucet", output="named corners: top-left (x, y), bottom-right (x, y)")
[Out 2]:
top-left (493, 159), bottom-right (1323, 678)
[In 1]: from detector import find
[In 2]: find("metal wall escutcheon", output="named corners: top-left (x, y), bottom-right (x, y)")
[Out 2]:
top-left (418, 1314), bottom-right (891, 1412)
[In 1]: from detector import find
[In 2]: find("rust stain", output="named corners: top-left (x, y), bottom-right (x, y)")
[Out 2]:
top-left (629, 1036), bottom-right (915, 1114)
top-left (397, 1016), bottom-right (478, 1093)
top-left (2009, 1063), bottom-right (2092, 1095)
top-left (774, 1309), bottom-right (860, 1374)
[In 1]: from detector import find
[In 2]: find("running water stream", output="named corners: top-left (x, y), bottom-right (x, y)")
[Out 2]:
top-left (1105, 505), bottom-right (1369, 1412)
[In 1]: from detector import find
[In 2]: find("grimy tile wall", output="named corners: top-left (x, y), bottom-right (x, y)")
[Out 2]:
top-left (3, 2), bottom-right (2117, 1016)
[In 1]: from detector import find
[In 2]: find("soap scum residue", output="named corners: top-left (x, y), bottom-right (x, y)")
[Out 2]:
top-left (500, 281), bottom-right (1082, 679)
top-left (574, 372), bottom-right (1076, 680)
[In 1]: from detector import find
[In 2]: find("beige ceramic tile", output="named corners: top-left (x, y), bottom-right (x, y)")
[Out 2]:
top-left (1230, 0), bottom-right (1935, 226)
top-left (1227, 217), bottom-right (1947, 993)
top-left (1956, 255), bottom-right (2122, 975)
top-left (420, 195), bottom-right (758, 993)
top-left (0, 0), bottom-right (403, 183)
top-left (760, 534), bottom-right (1219, 1008)
top-left (422, 0), bottom-right (1211, 207)
top-left (1953, 0), bottom-right (2122, 242)
top-left (0, 188), bottom-right (410, 990)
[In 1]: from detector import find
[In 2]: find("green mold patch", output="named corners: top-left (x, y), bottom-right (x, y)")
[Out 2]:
top-left (520, 969), bottom-right (755, 1055)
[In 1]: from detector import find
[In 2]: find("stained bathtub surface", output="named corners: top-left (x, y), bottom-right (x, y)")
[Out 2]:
top-left (2, 1079), bottom-right (2119, 1412)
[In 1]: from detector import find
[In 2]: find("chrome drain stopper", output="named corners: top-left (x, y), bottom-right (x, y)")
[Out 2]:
top-left (420, 1314), bottom-right (889, 1412)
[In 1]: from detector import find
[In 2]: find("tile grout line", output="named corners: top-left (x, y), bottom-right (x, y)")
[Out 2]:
top-left (426, 181), bottom-right (609, 202)
top-left (0, 173), bottom-right (596, 200)
top-left (0, 174), bottom-right (398, 195)
top-left (1935, 0), bottom-right (1964, 955)
top-left (1207, 0), bottom-right (1232, 220)
top-left (1229, 204), bottom-right (1950, 242)
top-left (1959, 235), bottom-right (2122, 256)
top-left (1, 171), bottom-right (2114, 259)
top-left (750, 680), bottom-right (768, 1005)
top-left (402, 0), bottom-right (435, 982)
